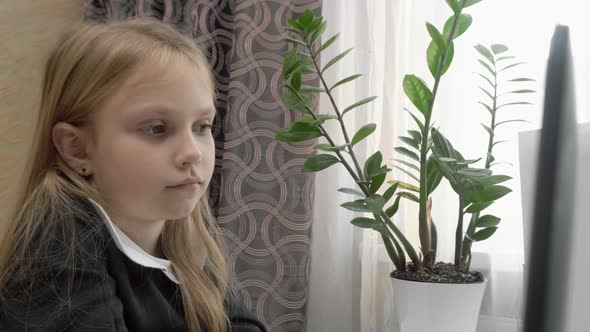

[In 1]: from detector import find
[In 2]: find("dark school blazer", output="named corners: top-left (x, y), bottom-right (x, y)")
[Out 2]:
top-left (0, 198), bottom-right (267, 332)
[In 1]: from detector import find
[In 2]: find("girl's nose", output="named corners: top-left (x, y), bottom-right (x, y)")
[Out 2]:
top-left (175, 134), bottom-right (202, 169)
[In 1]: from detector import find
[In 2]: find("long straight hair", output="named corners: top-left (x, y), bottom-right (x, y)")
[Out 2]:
top-left (0, 18), bottom-right (230, 332)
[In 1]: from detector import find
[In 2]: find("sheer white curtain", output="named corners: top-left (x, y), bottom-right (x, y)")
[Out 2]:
top-left (306, 1), bottom-right (589, 332)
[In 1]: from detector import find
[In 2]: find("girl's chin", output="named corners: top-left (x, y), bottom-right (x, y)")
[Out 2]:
top-left (165, 201), bottom-right (200, 219)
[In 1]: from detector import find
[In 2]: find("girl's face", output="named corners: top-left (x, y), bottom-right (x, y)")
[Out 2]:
top-left (87, 58), bottom-right (216, 222)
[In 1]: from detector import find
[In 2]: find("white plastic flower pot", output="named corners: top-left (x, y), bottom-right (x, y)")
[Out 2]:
top-left (391, 277), bottom-right (487, 332)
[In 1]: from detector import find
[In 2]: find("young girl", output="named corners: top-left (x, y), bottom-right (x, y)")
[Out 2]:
top-left (0, 18), bottom-right (266, 332)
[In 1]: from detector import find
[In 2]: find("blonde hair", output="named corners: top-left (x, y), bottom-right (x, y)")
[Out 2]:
top-left (0, 18), bottom-right (231, 332)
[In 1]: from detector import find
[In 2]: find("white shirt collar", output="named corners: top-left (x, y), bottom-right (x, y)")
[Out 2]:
top-left (87, 198), bottom-right (180, 284)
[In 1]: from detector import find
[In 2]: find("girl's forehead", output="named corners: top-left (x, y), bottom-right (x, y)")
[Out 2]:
top-left (95, 58), bottom-right (213, 118)
top-left (124, 57), bottom-right (202, 88)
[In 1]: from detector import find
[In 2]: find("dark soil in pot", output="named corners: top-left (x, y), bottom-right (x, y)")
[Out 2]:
top-left (391, 262), bottom-right (485, 283)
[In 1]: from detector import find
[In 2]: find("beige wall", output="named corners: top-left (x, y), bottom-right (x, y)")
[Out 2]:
top-left (0, 0), bottom-right (83, 223)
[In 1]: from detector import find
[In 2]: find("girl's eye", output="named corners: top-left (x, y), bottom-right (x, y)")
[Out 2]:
top-left (143, 124), bottom-right (166, 136)
top-left (142, 123), bottom-right (212, 137)
top-left (194, 124), bottom-right (213, 135)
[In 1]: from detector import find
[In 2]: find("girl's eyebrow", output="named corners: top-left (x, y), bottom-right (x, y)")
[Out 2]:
top-left (129, 104), bottom-right (215, 119)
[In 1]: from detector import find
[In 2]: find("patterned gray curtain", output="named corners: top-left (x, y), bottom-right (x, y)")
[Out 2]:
top-left (84, 1), bottom-right (321, 330)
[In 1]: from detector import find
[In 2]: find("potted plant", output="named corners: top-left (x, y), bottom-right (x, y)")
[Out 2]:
top-left (276, 0), bottom-right (534, 331)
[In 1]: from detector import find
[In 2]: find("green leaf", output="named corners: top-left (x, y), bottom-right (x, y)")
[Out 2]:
top-left (394, 158), bottom-right (420, 173)
top-left (343, 96), bottom-right (378, 115)
top-left (458, 168), bottom-right (493, 178)
top-left (311, 114), bottom-right (338, 125)
top-left (408, 130), bottom-right (422, 143)
top-left (307, 17), bottom-right (323, 35)
top-left (492, 140), bottom-right (508, 148)
top-left (316, 33), bottom-right (339, 56)
top-left (491, 44), bottom-right (509, 54)
top-left (341, 199), bottom-right (370, 212)
top-left (292, 71), bottom-right (302, 90)
top-left (322, 48), bottom-right (352, 73)
top-left (385, 195), bottom-right (402, 218)
top-left (276, 129), bottom-right (320, 142)
top-left (476, 73), bottom-right (495, 89)
top-left (497, 55), bottom-right (516, 62)
top-left (495, 119), bottom-right (528, 128)
top-left (476, 215), bottom-right (501, 228)
top-left (282, 48), bottom-right (298, 75)
top-left (314, 143), bottom-right (347, 152)
top-left (426, 22), bottom-right (446, 51)
top-left (500, 62), bottom-right (526, 72)
top-left (338, 187), bottom-right (365, 197)
top-left (371, 166), bottom-right (391, 178)
top-left (351, 217), bottom-right (381, 229)
top-left (507, 77), bottom-right (535, 82)
top-left (478, 101), bottom-right (494, 115)
top-left (310, 20), bottom-right (328, 45)
top-left (399, 136), bottom-right (420, 150)
top-left (497, 101), bottom-right (533, 110)
top-left (297, 10), bottom-right (314, 30)
top-left (504, 89), bottom-right (536, 94)
top-left (431, 128), bottom-right (458, 159)
top-left (281, 91), bottom-right (300, 109)
top-left (471, 174), bottom-right (511, 186)
top-left (405, 108), bottom-right (425, 132)
top-left (366, 195), bottom-right (386, 214)
top-left (330, 74), bottom-right (363, 92)
top-left (478, 59), bottom-right (496, 76)
top-left (481, 123), bottom-right (494, 136)
top-left (287, 18), bottom-right (305, 32)
top-left (282, 36), bottom-right (307, 47)
top-left (393, 165), bottom-right (420, 182)
top-left (394, 147), bottom-right (419, 161)
top-left (470, 227), bottom-right (498, 241)
top-left (455, 158), bottom-right (482, 166)
top-left (303, 154), bottom-right (340, 172)
top-left (285, 60), bottom-right (308, 79)
top-left (403, 75), bottom-right (433, 115)
top-left (383, 182), bottom-right (400, 202)
top-left (370, 173), bottom-right (387, 194)
top-left (475, 44), bottom-right (495, 64)
top-left (388, 180), bottom-right (420, 193)
top-left (364, 151), bottom-right (383, 179)
top-left (443, 14), bottom-right (472, 40)
top-left (427, 40), bottom-right (455, 78)
top-left (300, 87), bottom-right (326, 93)
top-left (426, 157), bottom-right (444, 195)
top-left (397, 191), bottom-right (420, 203)
top-left (445, 0), bottom-right (460, 13)
top-left (465, 201), bottom-right (493, 213)
top-left (464, 0), bottom-right (484, 8)
top-left (284, 27), bottom-right (304, 36)
top-left (479, 86), bottom-right (494, 100)
top-left (465, 185), bottom-right (512, 203)
top-left (487, 153), bottom-right (495, 165)
top-left (275, 119), bottom-right (323, 142)
top-left (291, 95), bottom-right (313, 111)
top-left (351, 123), bottom-right (377, 146)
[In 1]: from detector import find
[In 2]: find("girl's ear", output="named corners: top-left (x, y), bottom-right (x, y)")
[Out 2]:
top-left (52, 122), bottom-right (93, 176)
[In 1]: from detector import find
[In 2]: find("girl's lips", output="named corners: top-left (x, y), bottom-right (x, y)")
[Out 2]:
top-left (167, 182), bottom-right (200, 190)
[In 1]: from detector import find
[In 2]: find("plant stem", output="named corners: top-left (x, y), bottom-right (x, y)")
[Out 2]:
top-left (381, 212), bottom-right (421, 265)
top-left (305, 38), bottom-right (366, 183)
top-left (290, 89), bottom-right (361, 184)
top-left (455, 193), bottom-right (465, 266)
top-left (418, 1), bottom-right (467, 262)
top-left (289, 45), bottom-right (422, 268)
top-left (461, 53), bottom-right (499, 267)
